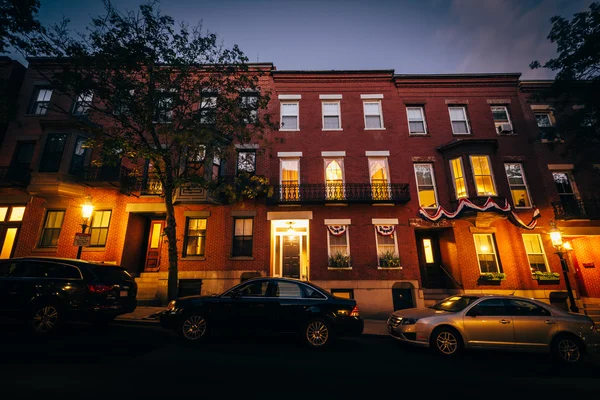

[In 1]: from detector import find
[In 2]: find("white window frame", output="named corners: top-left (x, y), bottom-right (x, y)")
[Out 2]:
top-left (406, 106), bottom-right (427, 135)
top-left (473, 233), bottom-right (500, 274)
top-left (280, 157), bottom-right (300, 200)
top-left (522, 234), bottom-right (550, 273)
top-left (449, 157), bottom-right (468, 199)
top-left (448, 106), bottom-right (471, 135)
top-left (491, 106), bottom-right (512, 133)
top-left (469, 155), bottom-right (497, 196)
top-left (322, 101), bottom-right (342, 131)
top-left (325, 221), bottom-right (351, 265)
top-left (363, 100), bottom-right (384, 130)
top-left (373, 225), bottom-right (399, 268)
top-left (280, 101), bottom-right (299, 131)
top-left (504, 163), bottom-right (532, 209)
top-left (324, 158), bottom-right (345, 200)
top-left (413, 163), bottom-right (439, 209)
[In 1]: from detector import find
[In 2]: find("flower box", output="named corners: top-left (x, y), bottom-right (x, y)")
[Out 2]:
top-left (532, 271), bottom-right (560, 281)
top-left (378, 251), bottom-right (401, 268)
top-left (479, 272), bottom-right (506, 281)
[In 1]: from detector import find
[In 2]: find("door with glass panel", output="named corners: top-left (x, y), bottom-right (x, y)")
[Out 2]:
top-left (145, 220), bottom-right (165, 271)
top-left (415, 231), bottom-right (446, 289)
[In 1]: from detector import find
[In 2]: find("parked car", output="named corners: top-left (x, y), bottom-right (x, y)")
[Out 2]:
top-left (159, 277), bottom-right (364, 348)
top-left (0, 257), bottom-right (137, 334)
top-left (387, 294), bottom-right (600, 364)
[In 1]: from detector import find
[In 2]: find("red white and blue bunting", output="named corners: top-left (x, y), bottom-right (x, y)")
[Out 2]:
top-left (376, 225), bottom-right (396, 236)
top-left (327, 225), bottom-right (347, 236)
top-left (418, 197), bottom-right (541, 230)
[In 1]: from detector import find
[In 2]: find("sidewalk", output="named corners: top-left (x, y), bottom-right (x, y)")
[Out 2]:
top-left (116, 306), bottom-right (388, 336)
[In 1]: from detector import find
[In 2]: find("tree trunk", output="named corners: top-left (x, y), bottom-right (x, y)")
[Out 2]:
top-left (163, 184), bottom-right (179, 301)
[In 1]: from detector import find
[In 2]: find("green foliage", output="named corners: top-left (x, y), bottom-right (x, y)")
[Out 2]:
top-left (218, 173), bottom-right (273, 203)
top-left (328, 252), bottom-right (351, 268)
top-left (532, 270), bottom-right (561, 280)
top-left (0, 0), bottom-right (43, 54)
top-left (479, 272), bottom-right (506, 281)
top-left (378, 250), bottom-right (401, 268)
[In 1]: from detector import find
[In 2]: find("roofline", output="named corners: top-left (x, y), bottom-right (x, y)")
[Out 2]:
top-left (273, 69), bottom-right (395, 75)
top-left (25, 56), bottom-right (274, 69)
top-left (394, 72), bottom-right (522, 79)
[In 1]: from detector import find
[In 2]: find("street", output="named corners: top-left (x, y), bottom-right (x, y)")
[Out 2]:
top-left (1, 320), bottom-right (599, 398)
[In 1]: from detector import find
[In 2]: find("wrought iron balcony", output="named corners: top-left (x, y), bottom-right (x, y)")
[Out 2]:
top-left (120, 173), bottom-right (163, 196)
top-left (266, 183), bottom-right (410, 205)
top-left (552, 199), bottom-right (600, 220)
top-left (0, 166), bottom-right (31, 186)
top-left (78, 165), bottom-right (129, 187)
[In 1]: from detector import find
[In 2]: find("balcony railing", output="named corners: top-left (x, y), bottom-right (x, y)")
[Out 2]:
top-left (0, 167), bottom-right (32, 186)
top-left (120, 173), bottom-right (163, 196)
top-left (552, 199), bottom-right (600, 220)
top-left (266, 183), bottom-right (410, 205)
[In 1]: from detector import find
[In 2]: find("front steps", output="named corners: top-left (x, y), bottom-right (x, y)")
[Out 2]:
top-left (135, 272), bottom-right (161, 306)
top-left (581, 298), bottom-right (600, 325)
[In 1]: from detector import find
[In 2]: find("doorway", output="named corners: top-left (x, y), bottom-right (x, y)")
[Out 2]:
top-left (282, 235), bottom-right (300, 278)
top-left (145, 220), bottom-right (165, 271)
top-left (271, 219), bottom-right (309, 280)
top-left (415, 230), bottom-right (446, 289)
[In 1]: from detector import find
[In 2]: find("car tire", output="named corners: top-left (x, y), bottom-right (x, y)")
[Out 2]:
top-left (431, 326), bottom-right (463, 357)
top-left (304, 318), bottom-right (334, 349)
top-left (180, 313), bottom-right (210, 342)
top-left (551, 334), bottom-right (584, 364)
top-left (30, 303), bottom-right (62, 335)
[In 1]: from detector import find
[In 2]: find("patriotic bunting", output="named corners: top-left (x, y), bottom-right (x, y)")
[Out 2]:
top-left (418, 197), bottom-right (541, 230)
top-left (327, 225), bottom-right (347, 236)
top-left (376, 225), bottom-right (395, 236)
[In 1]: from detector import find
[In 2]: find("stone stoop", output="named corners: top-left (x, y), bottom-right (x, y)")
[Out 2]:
top-left (135, 272), bottom-right (160, 305)
top-left (581, 298), bottom-right (600, 325)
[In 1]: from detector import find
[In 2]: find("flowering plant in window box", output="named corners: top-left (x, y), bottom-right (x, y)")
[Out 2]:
top-left (328, 252), bottom-right (351, 268)
top-left (531, 271), bottom-right (560, 281)
top-left (379, 251), bottom-right (401, 268)
top-left (479, 272), bottom-right (506, 281)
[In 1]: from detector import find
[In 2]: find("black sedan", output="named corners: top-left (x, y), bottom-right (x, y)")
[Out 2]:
top-left (159, 277), bottom-right (364, 348)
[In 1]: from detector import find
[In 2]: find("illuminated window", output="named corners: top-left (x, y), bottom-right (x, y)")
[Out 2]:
top-left (322, 102), bottom-right (341, 130)
top-left (280, 102), bottom-right (299, 130)
top-left (28, 86), bottom-right (53, 115)
top-left (8, 206), bottom-right (25, 221)
top-left (324, 158), bottom-right (344, 200)
top-left (280, 158), bottom-right (300, 200)
top-left (414, 163), bottom-right (438, 208)
top-left (473, 234), bottom-right (500, 273)
top-left (522, 234), bottom-right (549, 273)
top-left (449, 106), bottom-right (470, 134)
top-left (89, 210), bottom-right (112, 247)
top-left (423, 239), bottom-right (434, 263)
top-left (327, 226), bottom-right (349, 257)
top-left (368, 157), bottom-right (390, 200)
top-left (450, 157), bottom-right (467, 199)
top-left (39, 210), bottom-right (65, 248)
top-left (505, 163), bottom-right (531, 208)
top-left (184, 218), bottom-right (206, 257)
top-left (470, 155), bottom-right (496, 196)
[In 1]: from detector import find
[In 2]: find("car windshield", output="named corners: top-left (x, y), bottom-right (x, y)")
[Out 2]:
top-left (429, 295), bottom-right (479, 312)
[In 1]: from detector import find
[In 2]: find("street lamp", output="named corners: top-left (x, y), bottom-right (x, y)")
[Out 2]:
top-left (549, 221), bottom-right (579, 313)
top-left (76, 195), bottom-right (94, 259)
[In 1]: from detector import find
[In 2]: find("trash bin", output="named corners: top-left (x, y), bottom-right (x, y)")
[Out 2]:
top-left (549, 291), bottom-right (569, 312)
top-left (178, 279), bottom-right (202, 298)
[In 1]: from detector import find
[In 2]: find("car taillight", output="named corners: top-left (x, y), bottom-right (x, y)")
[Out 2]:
top-left (350, 305), bottom-right (360, 317)
top-left (88, 284), bottom-right (114, 294)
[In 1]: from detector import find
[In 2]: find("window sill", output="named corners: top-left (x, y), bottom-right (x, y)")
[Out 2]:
top-left (409, 133), bottom-right (430, 137)
top-left (229, 256), bottom-right (254, 261)
top-left (377, 266), bottom-right (403, 270)
top-left (364, 128), bottom-right (386, 131)
top-left (182, 256), bottom-right (206, 260)
top-left (280, 129), bottom-right (300, 132)
top-left (452, 133), bottom-right (472, 136)
top-left (328, 267), bottom-right (352, 270)
top-left (322, 129), bottom-right (343, 132)
top-left (82, 247), bottom-right (106, 252)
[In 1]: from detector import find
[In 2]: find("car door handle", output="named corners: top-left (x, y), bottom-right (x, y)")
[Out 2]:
top-left (499, 319), bottom-right (511, 324)
top-left (544, 320), bottom-right (556, 325)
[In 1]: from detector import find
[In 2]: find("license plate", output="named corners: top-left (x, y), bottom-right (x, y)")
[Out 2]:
top-left (120, 290), bottom-right (128, 297)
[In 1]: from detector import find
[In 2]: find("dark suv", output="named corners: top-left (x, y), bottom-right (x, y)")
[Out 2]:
top-left (0, 257), bottom-right (137, 334)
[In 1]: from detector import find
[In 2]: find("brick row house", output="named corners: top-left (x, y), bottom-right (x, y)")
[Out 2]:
top-left (1, 57), bottom-right (599, 318)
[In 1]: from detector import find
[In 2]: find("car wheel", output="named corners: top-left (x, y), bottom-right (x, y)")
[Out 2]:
top-left (180, 313), bottom-right (209, 341)
top-left (552, 334), bottom-right (584, 364)
top-left (30, 303), bottom-right (61, 335)
top-left (305, 318), bottom-right (334, 349)
top-left (431, 327), bottom-right (463, 357)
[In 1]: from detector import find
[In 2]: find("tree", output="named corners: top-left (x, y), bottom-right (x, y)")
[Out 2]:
top-left (530, 1), bottom-right (600, 164)
top-left (25, 0), bottom-right (275, 301)
top-left (0, 0), bottom-right (43, 54)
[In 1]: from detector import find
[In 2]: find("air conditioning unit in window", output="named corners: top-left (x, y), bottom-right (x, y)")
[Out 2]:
top-left (497, 123), bottom-right (513, 133)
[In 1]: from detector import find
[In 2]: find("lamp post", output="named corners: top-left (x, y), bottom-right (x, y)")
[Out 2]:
top-left (549, 221), bottom-right (579, 313)
top-left (76, 195), bottom-right (94, 260)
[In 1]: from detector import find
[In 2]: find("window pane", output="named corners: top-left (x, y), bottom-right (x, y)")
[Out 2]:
top-left (407, 108), bottom-right (423, 121)
top-left (281, 115), bottom-right (297, 129)
top-left (0, 207), bottom-right (6, 222)
top-left (0, 228), bottom-right (18, 259)
top-left (365, 115), bottom-right (381, 129)
top-left (9, 206), bottom-right (25, 221)
top-left (452, 121), bottom-right (468, 134)
top-left (237, 151), bottom-right (256, 173)
top-left (492, 107), bottom-right (509, 122)
top-left (536, 114), bottom-right (551, 127)
top-left (324, 116), bottom-right (340, 129)
top-left (322, 102), bottom-right (339, 115)
top-left (449, 107), bottom-right (465, 120)
top-left (364, 102), bottom-right (380, 114)
top-left (281, 103), bottom-right (298, 115)
top-left (409, 121), bottom-right (425, 133)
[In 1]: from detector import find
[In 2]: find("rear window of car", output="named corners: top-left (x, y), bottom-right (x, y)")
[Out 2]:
top-left (22, 261), bottom-right (82, 279)
top-left (90, 266), bottom-right (132, 281)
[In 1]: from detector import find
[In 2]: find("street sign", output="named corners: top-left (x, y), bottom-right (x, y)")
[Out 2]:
top-left (74, 233), bottom-right (91, 247)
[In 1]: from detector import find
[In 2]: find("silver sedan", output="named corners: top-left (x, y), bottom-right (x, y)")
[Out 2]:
top-left (387, 294), bottom-right (600, 364)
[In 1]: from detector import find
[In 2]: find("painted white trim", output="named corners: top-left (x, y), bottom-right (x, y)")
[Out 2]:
top-left (406, 106), bottom-right (428, 135)
top-left (547, 164), bottom-right (574, 171)
top-left (322, 100), bottom-right (341, 130)
top-left (277, 152), bottom-right (303, 157)
top-left (320, 94), bottom-right (343, 100)
top-left (267, 211), bottom-right (313, 220)
top-left (504, 163), bottom-right (533, 209)
top-left (450, 157), bottom-right (469, 200)
top-left (325, 219), bottom-right (351, 225)
top-left (469, 155), bottom-right (497, 196)
top-left (278, 94), bottom-right (302, 100)
top-left (280, 100), bottom-right (300, 131)
top-left (361, 94), bottom-right (384, 99)
top-left (321, 151), bottom-right (346, 157)
top-left (413, 163), bottom-right (439, 209)
top-left (448, 106), bottom-right (471, 135)
top-left (372, 218), bottom-right (398, 225)
top-left (363, 100), bottom-right (384, 130)
top-left (365, 151), bottom-right (390, 157)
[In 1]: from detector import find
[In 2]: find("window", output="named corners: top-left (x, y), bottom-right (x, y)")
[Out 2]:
top-left (39, 210), bottom-right (65, 248)
top-left (240, 93), bottom-right (258, 123)
top-left (368, 157), bottom-right (390, 200)
top-left (469, 155), bottom-right (496, 196)
top-left (69, 136), bottom-right (88, 175)
top-left (89, 210), bottom-right (112, 247)
top-left (553, 171), bottom-right (580, 216)
top-left (39, 133), bottom-right (67, 173)
top-left (375, 225), bottom-right (398, 261)
top-left (280, 158), bottom-right (300, 200)
top-left (522, 234), bottom-right (549, 273)
top-left (324, 158), bottom-right (344, 200)
top-left (237, 150), bottom-right (256, 175)
top-left (72, 92), bottom-right (93, 115)
top-left (235, 280), bottom-right (268, 297)
top-left (232, 218), bottom-right (253, 257)
top-left (200, 92), bottom-right (217, 124)
top-left (363, 101), bottom-right (383, 129)
top-left (184, 218), bottom-right (207, 257)
top-left (449, 157), bottom-right (467, 199)
top-left (505, 163), bottom-right (531, 208)
top-left (413, 163), bottom-right (438, 208)
top-left (0, 205), bottom-right (26, 259)
top-left (449, 106), bottom-right (470, 134)
top-left (28, 87), bottom-right (53, 115)
top-left (473, 234), bottom-right (500, 273)
top-left (535, 112), bottom-right (552, 127)
top-left (280, 102), bottom-right (299, 130)
top-left (535, 111), bottom-right (560, 141)
top-left (153, 92), bottom-right (174, 123)
top-left (507, 299), bottom-right (550, 317)
top-left (467, 299), bottom-right (507, 317)
top-left (491, 106), bottom-right (512, 133)
top-left (327, 224), bottom-right (349, 258)
top-left (273, 281), bottom-right (302, 298)
top-left (407, 107), bottom-right (427, 134)
top-left (322, 102), bottom-right (341, 130)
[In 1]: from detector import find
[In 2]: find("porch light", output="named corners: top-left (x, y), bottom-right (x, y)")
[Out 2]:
top-left (548, 221), bottom-right (579, 313)
top-left (76, 195), bottom-right (94, 260)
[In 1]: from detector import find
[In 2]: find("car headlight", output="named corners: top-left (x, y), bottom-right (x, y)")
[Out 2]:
top-left (166, 300), bottom-right (176, 311)
top-left (401, 317), bottom-right (419, 325)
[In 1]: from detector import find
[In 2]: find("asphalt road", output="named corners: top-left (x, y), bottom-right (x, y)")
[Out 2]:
top-left (1, 320), bottom-right (599, 399)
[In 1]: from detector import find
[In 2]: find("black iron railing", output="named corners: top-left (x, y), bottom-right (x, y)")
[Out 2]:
top-left (0, 166), bottom-right (31, 186)
top-left (79, 165), bottom-right (126, 182)
top-left (266, 183), bottom-right (410, 204)
top-left (552, 199), bottom-right (600, 220)
top-left (119, 172), bottom-right (163, 196)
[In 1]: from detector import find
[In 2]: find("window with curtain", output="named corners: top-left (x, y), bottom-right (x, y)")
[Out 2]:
top-left (280, 102), bottom-right (299, 130)
top-left (407, 107), bottom-right (427, 134)
top-left (325, 159), bottom-right (344, 200)
top-left (450, 157), bottom-right (467, 199)
top-left (328, 227), bottom-right (349, 257)
top-left (470, 155), bottom-right (496, 196)
top-left (449, 106), bottom-right (470, 134)
top-left (39, 133), bottom-right (67, 173)
top-left (184, 218), bottom-right (207, 256)
top-left (505, 163), bottom-right (531, 208)
top-left (414, 163), bottom-right (438, 208)
top-left (322, 102), bottom-right (341, 130)
top-left (89, 210), bottom-right (112, 247)
top-left (473, 234), bottom-right (500, 273)
top-left (368, 157), bottom-right (390, 200)
top-left (280, 158), bottom-right (299, 200)
top-left (39, 210), bottom-right (65, 248)
top-left (232, 218), bottom-right (253, 257)
top-left (363, 101), bottom-right (383, 129)
top-left (522, 234), bottom-right (549, 273)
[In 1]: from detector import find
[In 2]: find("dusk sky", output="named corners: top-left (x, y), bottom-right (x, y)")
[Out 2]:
top-left (30, 0), bottom-right (595, 79)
